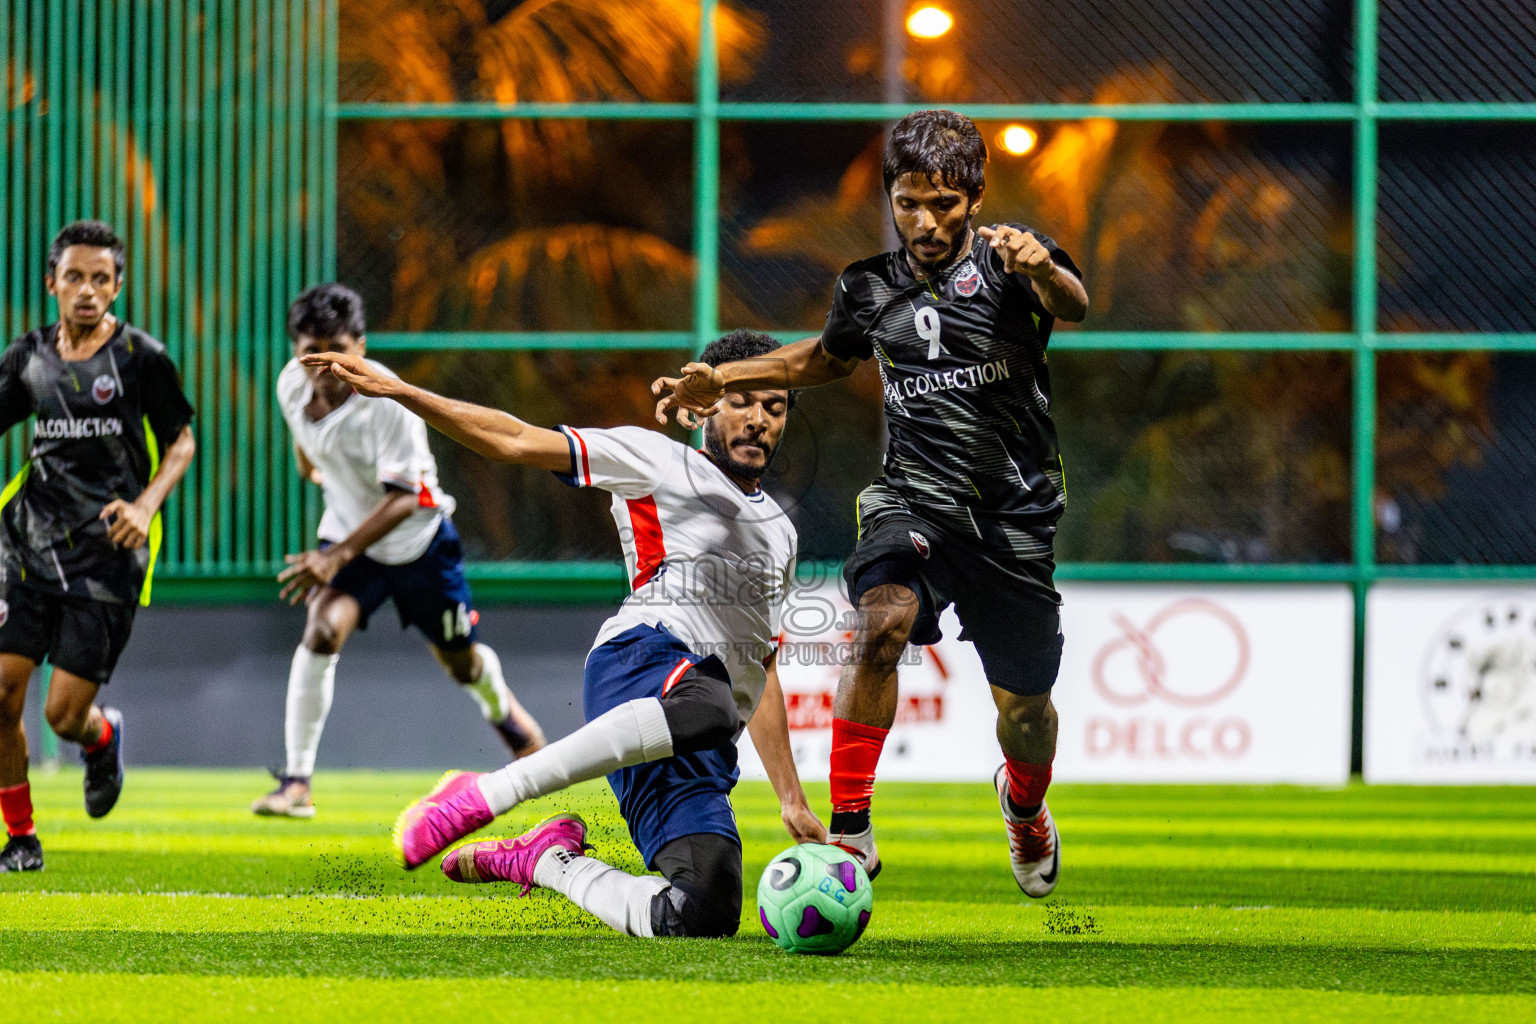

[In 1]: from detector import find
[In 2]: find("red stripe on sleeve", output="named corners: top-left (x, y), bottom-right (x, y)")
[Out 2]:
top-left (568, 427), bottom-right (592, 486)
top-left (627, 496), bottom-right (666, 589)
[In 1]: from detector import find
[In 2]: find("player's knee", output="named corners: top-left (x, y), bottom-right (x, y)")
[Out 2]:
top-left (997, 692), bottom-right (1053, 732)
top-left (660, 667), bottom-right (737, 754)
top-left (653, 882), bottom-right (742, 938)
top-left (44, 702), bottom-right (89, 739)
top-left (853, 598), bottom-right (916, 669)
top-left (302, 618), bottom-right (345, 655)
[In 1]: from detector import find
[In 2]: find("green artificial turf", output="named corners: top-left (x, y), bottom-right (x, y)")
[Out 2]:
top-left (1, 769), bottom-right (1532, 1022)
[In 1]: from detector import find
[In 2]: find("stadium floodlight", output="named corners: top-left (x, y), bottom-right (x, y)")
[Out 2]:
top-left (905, 5), bottom-right (954, 39)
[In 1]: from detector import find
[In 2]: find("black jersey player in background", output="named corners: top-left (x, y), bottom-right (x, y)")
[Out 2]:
top-left (653, 110), bottom-right (1088, 897)
top-left (0, 221), bottom-right (196, 872)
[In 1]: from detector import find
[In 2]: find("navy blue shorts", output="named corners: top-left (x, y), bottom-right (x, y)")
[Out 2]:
top-left (584, 624), bottom-right (740, 868)
top-left (325, 517), bottom-right (480, 652)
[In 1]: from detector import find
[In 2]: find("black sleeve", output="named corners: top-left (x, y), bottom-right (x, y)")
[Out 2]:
top-left (0, 338), bottom-right (35, 434)
top-left (139, 349), bottom-right (195, 451)
top-left (819, 268), bottom-right (875, 362)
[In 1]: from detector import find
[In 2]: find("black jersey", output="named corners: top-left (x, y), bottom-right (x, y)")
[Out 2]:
top-left (821, 226), bottom-right (1081, 560)
top-left (0, 321), bottom-right (194, 605)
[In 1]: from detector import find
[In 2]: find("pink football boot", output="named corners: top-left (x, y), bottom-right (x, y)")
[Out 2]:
top-left (393, 771), bottom-right (495, 870)
top-left (441, 814), bottom-right (590, 895)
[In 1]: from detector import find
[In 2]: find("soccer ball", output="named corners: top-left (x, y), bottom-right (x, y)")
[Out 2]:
top-left (756, 843), bottom-right (874, 955)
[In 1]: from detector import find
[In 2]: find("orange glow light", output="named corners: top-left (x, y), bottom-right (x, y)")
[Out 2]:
top-left (906, 6), bottom-right (954, 39)
top-left (999, 124), bottom-right (1037, 155)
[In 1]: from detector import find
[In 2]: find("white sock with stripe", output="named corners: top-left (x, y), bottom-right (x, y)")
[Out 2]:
top-left (533, 846), bottom-right (669, 938)
top-left (475, 697), bottom-right (673, 814)
top-left (284, 647), bottom-right (338, 778)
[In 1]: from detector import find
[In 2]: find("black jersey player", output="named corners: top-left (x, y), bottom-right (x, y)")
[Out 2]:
top-left (0, 221), bottom-right (196, 872)
top-left (653, 110), bottom-right (1088, 897)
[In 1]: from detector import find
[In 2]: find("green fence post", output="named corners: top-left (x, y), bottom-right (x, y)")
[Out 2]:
top-left (1350, 0), bottom-right (1380, 776)
top-left (692, 0), bottom-right (719, 357)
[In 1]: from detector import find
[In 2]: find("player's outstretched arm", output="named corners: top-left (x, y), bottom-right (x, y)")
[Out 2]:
top-left (748, 655), bottom-right (828, 845)
top-left (100, 424), bottom-right (196, 550)
top-left (650, 337), bottom-right (858, 426)
top-left (977, 225), bottom-right (1089, 322)
top-left (299, 352), bottom-right (571, 471)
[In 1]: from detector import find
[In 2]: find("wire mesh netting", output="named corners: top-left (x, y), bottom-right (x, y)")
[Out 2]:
top-left (338, 120), bottom-right (696, 332)
top-left (1380, 0), bottom-right (1536, 102)
top-left (1051, 351), bottom-right (1353, 563)
top-left (720, 121), bottom-right (1352, 333)
top-left (1378, 124), bottom-right (1536, 333)
top-left (1377, 353), bottom-right (1536, 564)
top-left (727, 0), bottom-right (1352, 103)
top-left (337, 0), bottom-right (715, 103)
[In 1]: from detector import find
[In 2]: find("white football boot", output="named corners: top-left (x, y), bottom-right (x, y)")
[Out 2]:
top-left (827, 822), bottom-right (882, 880)
top-left (994, 764), bottom-right (1059, 897)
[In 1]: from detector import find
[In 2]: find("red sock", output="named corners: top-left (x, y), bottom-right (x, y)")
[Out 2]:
top-left (0, 782), bottom-right (35, 837)
top-left (83, 714), bottom-right (113, 755)
top-left (1005, 756), bottom-right (1052, 811)
top-left (829, 719), bottom-right (889, 814)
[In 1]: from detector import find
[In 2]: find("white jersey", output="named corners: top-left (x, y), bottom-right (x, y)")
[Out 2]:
top-left (558, 425), bottom-right (798, 726)
top-left (277, 358), bottom-right (454, 565)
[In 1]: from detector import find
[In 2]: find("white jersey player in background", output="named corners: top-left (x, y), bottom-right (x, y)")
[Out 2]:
top-left (303, 329), bottom-right (826, 940)
top-left (251, 284), bottom-right (545, 818)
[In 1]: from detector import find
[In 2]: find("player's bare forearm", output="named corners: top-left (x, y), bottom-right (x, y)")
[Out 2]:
top-left (102, 425), bottom-right (195, 549)
top-left (392, 385), bottom-right (571, 471)
top-left (722, 338), bottom-right (857, 393)
top-left (327, 488), bottom-right (418, 564)
top-left (749, 662), bottom-right (828, 844)
top-left (652, 338), bottom-right (857, 424)
top-left (136, 425), bottom-right (196, 515)
top-left (299, 351), bottom-right (571, 470)
top-left (1030, 264), bottom-right (1089, 322)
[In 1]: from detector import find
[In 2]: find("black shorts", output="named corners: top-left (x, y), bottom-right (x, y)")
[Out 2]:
top-left (324, 518), bottom-right (480, 652)
top-left (0, 579), bottom-right (137, 685)
top-left (843, 496), bottom-right (1063, 697)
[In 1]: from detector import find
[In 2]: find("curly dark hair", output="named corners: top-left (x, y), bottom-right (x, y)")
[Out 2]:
top-left (47, 220), bottom-right (126, 280)
top-left (701, 328), bottom-right (799, 407)
top-left (882, 109), bottom-right (988, 203)
top-left (287, 282), bottom-right (367, 342)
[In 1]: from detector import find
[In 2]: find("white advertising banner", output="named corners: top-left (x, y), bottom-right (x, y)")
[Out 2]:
top-left (1365, 585), bottom-right (1536, 784)
top-left (738, 580), bottom-right (1354, 785)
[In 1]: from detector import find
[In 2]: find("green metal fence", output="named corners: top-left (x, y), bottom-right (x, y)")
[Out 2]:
top-left (0, 0), bottom-right (335, 591)
top-left (2, 0), bottom-right (1535, 764)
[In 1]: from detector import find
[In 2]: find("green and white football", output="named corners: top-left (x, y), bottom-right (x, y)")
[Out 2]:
top-left (756, 842), bottom-right (874, 955)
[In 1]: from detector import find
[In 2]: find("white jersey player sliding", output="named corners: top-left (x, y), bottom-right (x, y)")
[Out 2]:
top-left (252, 284), bottom-right (546, 819)
top-left (303, 329), bottom-right (825, 939)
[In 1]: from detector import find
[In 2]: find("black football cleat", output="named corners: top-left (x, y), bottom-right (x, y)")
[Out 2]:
top-left (82, 707), bottom-right (125, 819)
top-left (0, 833), bottom-right (43, 872)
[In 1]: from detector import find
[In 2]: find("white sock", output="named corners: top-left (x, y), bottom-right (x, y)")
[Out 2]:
top-left (284, 647), bottom-right (338, 778)
top-left (458, 643), bottom-right (513, 722)
top-left (476, 697), bottom-right (672, 814)
top-left (533, 846), bottom-right (669, 938)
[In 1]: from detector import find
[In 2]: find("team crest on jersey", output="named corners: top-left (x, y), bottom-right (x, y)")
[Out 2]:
top-left (953, 259), bottom-right (981, 297)
top-left (909, 530), bottom-right (931, 558)
top-left (91, 374), bottom-right (117, 405)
